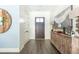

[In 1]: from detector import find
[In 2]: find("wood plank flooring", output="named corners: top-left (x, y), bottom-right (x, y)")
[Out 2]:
top-left (20, 40), bottom-right (60, 54)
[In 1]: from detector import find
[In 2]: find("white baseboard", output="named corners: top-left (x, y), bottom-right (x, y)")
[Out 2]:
top-left (0, 48), bottom-right (20, 53)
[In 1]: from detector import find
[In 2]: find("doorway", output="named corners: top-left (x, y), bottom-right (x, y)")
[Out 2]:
top-left (35, 17), bottom-right (45, 39)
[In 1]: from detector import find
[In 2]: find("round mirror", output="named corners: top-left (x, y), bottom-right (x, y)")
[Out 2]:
top-left (0, 8), bottom-right (12, 33)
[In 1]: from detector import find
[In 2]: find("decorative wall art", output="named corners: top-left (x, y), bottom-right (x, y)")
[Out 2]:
top-left (0, 8), bottom-right (12, 33)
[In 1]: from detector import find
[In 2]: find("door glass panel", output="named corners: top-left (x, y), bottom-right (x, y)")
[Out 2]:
top-left (36, 18), bottom-right (40, 22)
top-left (36, 17), bottom-right (44, 22)
top-left (40, 18), bottom-right (44, 22)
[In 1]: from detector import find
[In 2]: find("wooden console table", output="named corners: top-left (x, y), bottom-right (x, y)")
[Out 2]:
top-left (51, 31), bottom-right (72, 54)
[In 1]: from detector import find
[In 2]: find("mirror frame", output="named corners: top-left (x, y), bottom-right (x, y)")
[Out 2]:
top-left (0, 8), bottom-right (12, 33)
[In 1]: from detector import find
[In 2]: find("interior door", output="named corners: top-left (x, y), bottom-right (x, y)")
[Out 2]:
top-left (35, 17), bottom-right (45, 39)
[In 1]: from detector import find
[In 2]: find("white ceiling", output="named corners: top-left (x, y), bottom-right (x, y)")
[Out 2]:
top-left (20, 5), bottom-right (71, 17)
top-left (23, 5), bottom-right (70, 11)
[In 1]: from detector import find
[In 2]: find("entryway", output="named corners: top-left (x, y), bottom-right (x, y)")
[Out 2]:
top-left (35, 17), bottom-right (45, 39)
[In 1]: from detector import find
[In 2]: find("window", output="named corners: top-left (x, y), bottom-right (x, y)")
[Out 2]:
top-left (40, 18), bottom-right (43, 22)
top-left (36, 18), bottom-right (40, 22)
top-left (36, 17), bottom-right (44, 22)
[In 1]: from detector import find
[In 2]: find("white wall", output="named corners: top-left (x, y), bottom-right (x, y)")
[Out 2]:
top-left (50, 6), bottom-right (70, 21)
top-left (20, 6), bottom-right (30, 51)
top-left (20, 22), bottom-right (29, 51)
top-left (29, 11), bottom-right (51, 39)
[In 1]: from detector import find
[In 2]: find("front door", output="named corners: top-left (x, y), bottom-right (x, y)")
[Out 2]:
top-left (35, 17), bottom-right (45, 39)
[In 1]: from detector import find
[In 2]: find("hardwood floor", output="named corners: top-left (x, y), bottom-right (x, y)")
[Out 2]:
top-left (20, 40), bottom-right (60, 54)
